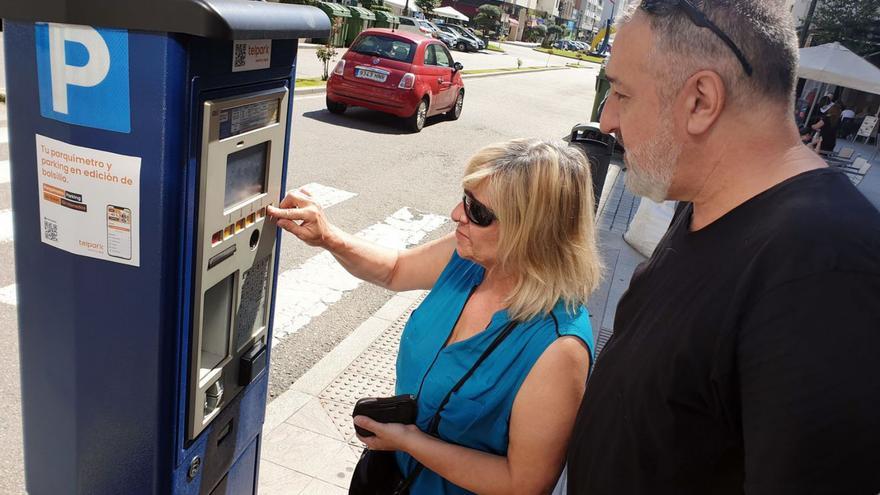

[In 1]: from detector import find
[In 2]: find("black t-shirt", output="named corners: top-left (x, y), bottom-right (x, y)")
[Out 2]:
top-left (567, 169), bottom-right (880, 495)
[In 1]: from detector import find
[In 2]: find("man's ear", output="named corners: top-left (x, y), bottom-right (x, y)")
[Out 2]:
top-left (680, 70), bottom-right (726, 136)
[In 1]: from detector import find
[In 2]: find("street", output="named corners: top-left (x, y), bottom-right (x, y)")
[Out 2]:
top-left (0, 65), bottom-right (598, 494)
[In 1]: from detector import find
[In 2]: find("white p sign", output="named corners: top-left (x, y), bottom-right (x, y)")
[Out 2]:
top-left (47, 23), bottom-right (110, 115)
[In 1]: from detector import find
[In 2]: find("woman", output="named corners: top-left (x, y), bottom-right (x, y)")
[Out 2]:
top-left (268, 138), bottom-right (603, 494)
top-left (811, 96), bottom-right (840, 153)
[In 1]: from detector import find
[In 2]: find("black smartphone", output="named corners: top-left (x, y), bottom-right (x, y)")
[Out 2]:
top-left (351, 394), bottom-right (418, 437)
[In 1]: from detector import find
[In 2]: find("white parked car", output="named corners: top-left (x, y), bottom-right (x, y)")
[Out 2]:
top-left (397, 16), bottom-right (436, 37)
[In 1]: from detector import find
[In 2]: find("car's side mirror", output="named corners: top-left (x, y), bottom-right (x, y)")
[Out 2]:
top-left (453, 62), bottom-right (463, 72)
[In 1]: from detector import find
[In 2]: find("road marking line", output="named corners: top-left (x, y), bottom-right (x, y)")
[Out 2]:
top-left (295, 182), bottom-right (356, 209)
top-left (272, 208), bottom-right (447, 343)
top-left (0, 161), bottom-right (8, 185)
top-left (0, 284), bottom-right (16, 307)
top-left (0, 209), bottom-right (12, 243)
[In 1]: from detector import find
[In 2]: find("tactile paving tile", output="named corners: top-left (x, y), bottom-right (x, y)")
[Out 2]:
top-left (320, 371), bottom-right (396, 405)
top-left (321, 398), bottom-right (359, 445)
top-left (316, 293), bottom-right (426, 441)
top-left (348, 346), bottom-right (398, 382)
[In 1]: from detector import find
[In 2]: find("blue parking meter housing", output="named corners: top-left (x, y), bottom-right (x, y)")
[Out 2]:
top-left (0, 1), bottom-right (329, 493)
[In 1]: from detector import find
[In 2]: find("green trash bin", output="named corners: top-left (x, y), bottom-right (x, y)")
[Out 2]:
top-left (316, 1), bottom-right (351, 47)
top-left (345, 6), bottom-right (377, 46)
top-left (591, 62), bottom-right (611, 122)
top-left (373, 10), bottom-right (399, 29)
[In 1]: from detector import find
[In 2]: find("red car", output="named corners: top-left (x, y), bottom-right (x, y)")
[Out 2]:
top-left (325, 28), bottom-right (465, 132)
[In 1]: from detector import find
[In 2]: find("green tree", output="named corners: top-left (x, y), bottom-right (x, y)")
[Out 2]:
top-left (414, 0), bottom-right (439, 15)
top-left (474, 4), bottom-right (503, 38)
top-left (544, 23), bottom-right (564, 47)
top-left (525, 24), bottom-right (547, 43)
top-left (809, 0), bottom-right (880, 55)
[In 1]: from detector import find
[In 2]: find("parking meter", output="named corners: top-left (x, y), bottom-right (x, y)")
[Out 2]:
top-left (0, 1), bottom-right (329, 493)
top-left (570, 122), bottom-right (618, 210)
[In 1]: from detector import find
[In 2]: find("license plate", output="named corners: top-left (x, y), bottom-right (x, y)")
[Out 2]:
top-left (355, 68), bottom-right (388, 83)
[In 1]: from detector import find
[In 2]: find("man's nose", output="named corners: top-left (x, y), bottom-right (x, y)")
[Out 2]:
top-left (599, 95), bottom-right (619, 136)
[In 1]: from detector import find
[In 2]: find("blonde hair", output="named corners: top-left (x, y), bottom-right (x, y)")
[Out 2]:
top-left (462, 138), bottom-right (603, 322)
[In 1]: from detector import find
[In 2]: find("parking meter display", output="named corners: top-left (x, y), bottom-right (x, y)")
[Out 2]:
top-left (224, 142), bottom-right (268, 209)
top-left (107, 205), bottom-right (132, 260)
top-left (218, 99), bottom-right (279, 140)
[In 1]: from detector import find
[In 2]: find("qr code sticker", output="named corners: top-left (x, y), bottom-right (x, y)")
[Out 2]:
top-left (43, 218), bottom-right (58, 242)
top-left (234, 42), bottom-right (247, 68)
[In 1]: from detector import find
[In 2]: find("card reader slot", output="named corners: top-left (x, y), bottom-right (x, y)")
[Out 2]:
top-left (208, 245), bottom-right (237, 270)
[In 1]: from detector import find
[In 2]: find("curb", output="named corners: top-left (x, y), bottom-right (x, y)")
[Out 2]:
top-left (292, 66), bottom-right (570, 96)
top-left (264, 289), bottom-right (426, 436)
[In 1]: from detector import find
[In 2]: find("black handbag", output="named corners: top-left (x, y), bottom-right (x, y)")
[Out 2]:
top-left (349, 321), bottom-right (518, 495)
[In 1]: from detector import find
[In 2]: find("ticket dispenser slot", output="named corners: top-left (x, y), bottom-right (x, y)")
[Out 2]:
top-left (188, 87), bottom-right (289, 440)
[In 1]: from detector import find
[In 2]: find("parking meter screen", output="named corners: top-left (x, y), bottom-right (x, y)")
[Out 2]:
top-left (219, 100), bottom-right (280, 140)
top-left (225, 142), bottom-right (268, 209)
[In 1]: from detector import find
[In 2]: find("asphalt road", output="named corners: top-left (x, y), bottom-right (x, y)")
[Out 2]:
top-left (0, 66), bottom-right (598, 493)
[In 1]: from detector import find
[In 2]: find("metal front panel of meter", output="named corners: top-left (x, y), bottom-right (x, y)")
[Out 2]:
top-left (188, 88), bottom-right (288, 440)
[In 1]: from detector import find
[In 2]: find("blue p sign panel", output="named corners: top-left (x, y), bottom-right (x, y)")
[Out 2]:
top-left (35, 23), bottom-right (131, 133)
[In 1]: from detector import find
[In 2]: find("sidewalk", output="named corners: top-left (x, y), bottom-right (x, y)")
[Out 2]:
top-left (257, 163), bottom-right (647, 494)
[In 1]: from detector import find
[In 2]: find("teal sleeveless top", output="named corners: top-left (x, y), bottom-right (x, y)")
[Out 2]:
top-left (394, 251), bottom-right (594, 494)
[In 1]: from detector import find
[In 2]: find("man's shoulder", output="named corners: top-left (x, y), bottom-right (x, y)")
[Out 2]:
top-left (747, 169), bottom-right (880, 279)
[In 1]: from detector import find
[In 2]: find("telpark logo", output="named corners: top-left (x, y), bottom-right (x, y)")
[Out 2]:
top-left (35, 23), bottom-right (131, 133)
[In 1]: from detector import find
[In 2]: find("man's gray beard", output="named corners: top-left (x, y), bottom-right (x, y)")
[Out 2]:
top-left (623, 124), bottom-right (680, 203)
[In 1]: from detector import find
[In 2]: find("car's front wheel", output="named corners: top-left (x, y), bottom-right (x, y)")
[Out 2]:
top-left (326, 97), bottom-right (347, 115)
top-left (456, 42), bottom-right (467, 52)
top-left (447, 90), bottom-right (464, 120)
top-left (407, 98), bottom-right (428, 132)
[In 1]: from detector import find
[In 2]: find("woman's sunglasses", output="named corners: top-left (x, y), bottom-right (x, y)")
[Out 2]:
top-left (462, 192), bottom-right (496, 227)
top-left (640, 0), bottom-right (753, 77)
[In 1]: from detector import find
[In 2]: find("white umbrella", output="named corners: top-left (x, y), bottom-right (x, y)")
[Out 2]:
top-left (798, 42), bottom-right (880, 124)
top-left (798, 42), bottom-right (880, 95)
top-left (432, 6), bottom-right (469, 22)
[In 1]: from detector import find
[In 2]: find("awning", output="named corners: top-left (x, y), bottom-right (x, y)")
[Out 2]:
top-left (432, 6), bottom-right (469, 22)
top-left (374, 11), bottom-right (399, 24)
top-left (317, 1), bottom-right (351, 18)
top-left (348, 5), bottom-right (376, 20)
top-left (383, 0), bottom-right (421, 13)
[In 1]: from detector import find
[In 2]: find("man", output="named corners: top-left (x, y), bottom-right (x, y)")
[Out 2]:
top-left (567, 2), bottom-right (880, 494)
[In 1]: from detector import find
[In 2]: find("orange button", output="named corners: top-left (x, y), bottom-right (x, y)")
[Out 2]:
top-left (212, 231), bottom-right (223, 245)
top-left (246, 213), bottom-right (256, 226)
top-left (224, 225), bottom-right (234, 239)
top-left (235, 219), bottom-right (246, 233)
top-left (257, 207), bottom-right (266, 219)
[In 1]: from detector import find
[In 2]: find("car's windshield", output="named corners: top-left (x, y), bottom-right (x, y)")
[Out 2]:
top-left (418, 21), bottom-right (434, 30)
top-left (351, 35), bottom-right (416, 63)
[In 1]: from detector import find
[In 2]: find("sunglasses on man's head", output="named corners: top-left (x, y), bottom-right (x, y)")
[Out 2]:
top-left (640, 0), bottom-right (753, 77)
top-left (462, 192), bottom-right (496, 227)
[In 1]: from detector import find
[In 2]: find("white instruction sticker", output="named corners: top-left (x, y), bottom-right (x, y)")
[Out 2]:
top-left (36, 134), bottom-right (141, 266)
top-left (232, 40), bottom-right (272, 72)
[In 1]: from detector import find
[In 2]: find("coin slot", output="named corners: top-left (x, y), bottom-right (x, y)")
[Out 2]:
top-left (235, 140), bottom-right (245, 148)
top-left (249, 229), bottom-right (260, 250)
top-left (217, 419), bottom-right (234, 445)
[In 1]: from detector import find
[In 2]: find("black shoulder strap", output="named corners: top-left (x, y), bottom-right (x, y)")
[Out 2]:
top-left (394, 320), bottom-right (519, 494)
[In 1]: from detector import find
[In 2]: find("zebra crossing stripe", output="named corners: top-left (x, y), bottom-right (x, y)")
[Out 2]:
top-left (271, 207), bottom-right (447, 343)
top-left (0, 284), bottom-right (16, 307)
top-left (0, 209), bottom-right (12, 243)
